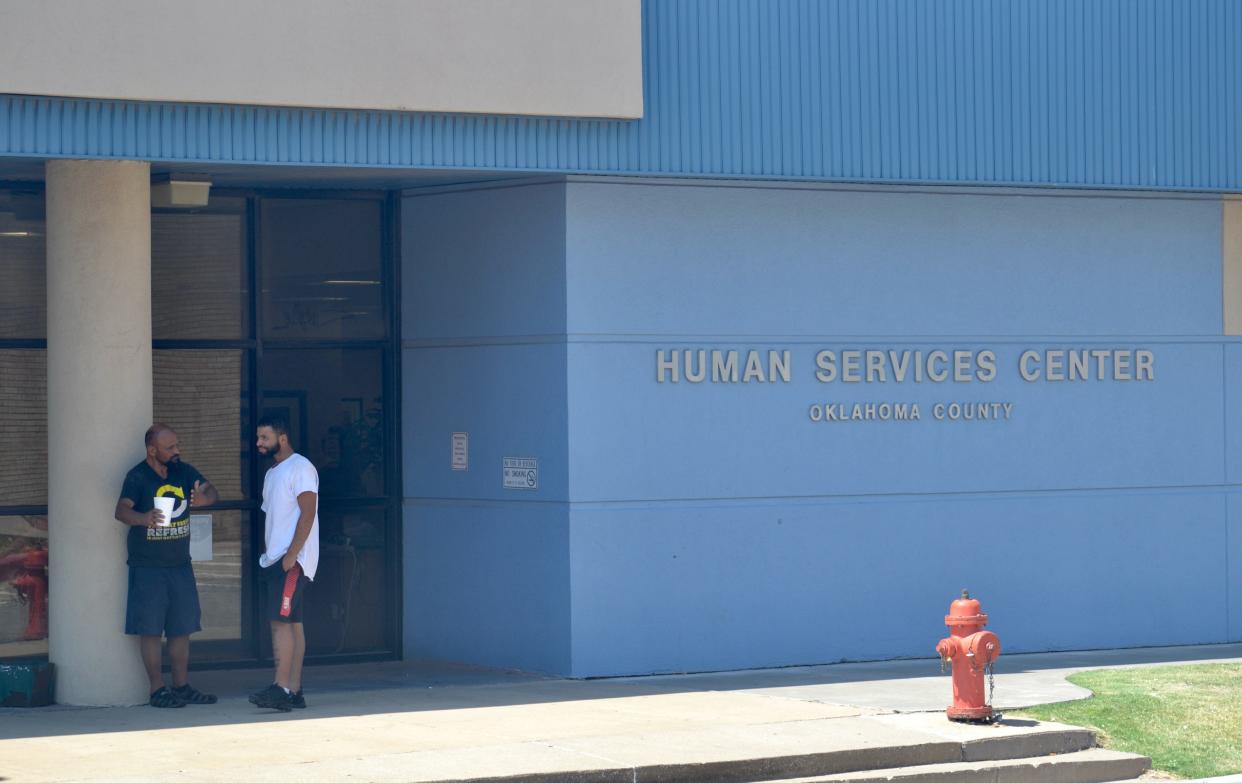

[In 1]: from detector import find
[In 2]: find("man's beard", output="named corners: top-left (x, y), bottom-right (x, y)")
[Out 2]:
top-left (163, 454), bottom-right (181, 465)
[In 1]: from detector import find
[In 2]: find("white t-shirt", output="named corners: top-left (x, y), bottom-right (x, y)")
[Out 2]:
top-left (259, 452), bottom-right (320, 581)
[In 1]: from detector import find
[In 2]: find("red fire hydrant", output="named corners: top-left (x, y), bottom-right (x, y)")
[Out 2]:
top-left (0, 547), bottom-right (48, 641)
top-left (935, 590), bottom-right (1001, 723)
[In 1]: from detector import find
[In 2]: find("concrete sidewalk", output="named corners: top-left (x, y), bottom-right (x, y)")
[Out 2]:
top-left (1, 643), bottom-right (1239, 783)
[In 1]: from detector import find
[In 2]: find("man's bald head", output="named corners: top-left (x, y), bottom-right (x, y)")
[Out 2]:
top-left (145, 424), bottom-right (181, 466)
top-left (145, 423), bottom-right (175, 448)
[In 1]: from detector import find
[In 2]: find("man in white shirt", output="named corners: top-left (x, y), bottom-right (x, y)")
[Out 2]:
top-left (248, 414), bottom-right (320, 712)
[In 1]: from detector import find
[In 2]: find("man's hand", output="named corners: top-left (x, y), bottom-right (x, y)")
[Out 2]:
top-left (190, 480), bottom-right (216, 508)
top-left (281, 551), bottom-right (298, 572)
top-left (116, 497), bottom-right (164, 528)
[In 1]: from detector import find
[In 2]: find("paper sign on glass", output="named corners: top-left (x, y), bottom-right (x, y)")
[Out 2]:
top-left (189, 514), bottom-right (213, 562)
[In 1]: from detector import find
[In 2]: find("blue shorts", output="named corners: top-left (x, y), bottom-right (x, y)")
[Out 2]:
top-left (125, 564), bottom-right (202, 638)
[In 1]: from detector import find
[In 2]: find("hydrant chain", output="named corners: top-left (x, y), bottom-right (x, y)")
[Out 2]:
top-left (988, 660), bottom-right (995, 706)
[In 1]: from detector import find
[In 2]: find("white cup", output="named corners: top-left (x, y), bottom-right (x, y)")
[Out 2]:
top-left (153, 496), bottom-right (176, 527)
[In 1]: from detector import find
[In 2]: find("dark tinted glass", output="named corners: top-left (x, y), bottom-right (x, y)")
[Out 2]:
top-left (0, 350), bottom-right (47, 506)
top-left (259, 349), bottom-right (385, 498)
top-left (152, 199), bottom-right (249, 340)
top-left (304, 507), bottom-right (389, 655)
top-left (260, 199), bottom-right (384, 341)
top-left (0, 190), bottom-right (46, 339)
top-left (154, 349), bottom-right (250, 500)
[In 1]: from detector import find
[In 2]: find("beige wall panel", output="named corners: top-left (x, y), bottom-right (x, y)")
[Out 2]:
top-left (0, 0), bottom-right (642, 119)
top-left (1225, 199), bottom-right (1242, 336)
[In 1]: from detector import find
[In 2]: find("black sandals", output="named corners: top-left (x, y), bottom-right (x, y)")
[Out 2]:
top-left (149, 686), bottom-right (186, 708)
top-left (171, 683), bottom-right (218, 704)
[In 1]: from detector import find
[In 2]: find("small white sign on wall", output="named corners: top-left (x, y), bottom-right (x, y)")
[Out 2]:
top-left (503, 457), bottom-right (538, 490)
top-left (452, 432), bottom-right (469, 471)
top-left (189, 514), bottom-right (213, 562)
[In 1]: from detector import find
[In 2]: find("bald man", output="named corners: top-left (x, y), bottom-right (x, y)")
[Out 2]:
top-left (114, 424), bottom-right (219, 708)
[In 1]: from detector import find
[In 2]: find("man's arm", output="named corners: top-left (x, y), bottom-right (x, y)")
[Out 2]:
top-left (281, 491), bottom-right (317, 572)
top-left (115, 497), bottom-right (162, 528)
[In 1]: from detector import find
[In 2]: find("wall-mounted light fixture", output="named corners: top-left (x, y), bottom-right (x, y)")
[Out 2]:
top-left (151, 173), bottom-right (211, 208)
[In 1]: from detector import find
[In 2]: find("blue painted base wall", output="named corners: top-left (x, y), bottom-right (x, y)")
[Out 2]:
top-left (569, 492), bottom-right (1235, 675)
top-left (406, 499), bottom-right (569, 673)
top-left (402, 182), bottom-right (570, 673)
top-left (405, 177), bottom-right (1240, 677)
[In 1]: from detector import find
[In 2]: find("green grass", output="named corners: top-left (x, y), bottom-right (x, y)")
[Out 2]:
top-left (1013, 662), bottom-right (1242, 779)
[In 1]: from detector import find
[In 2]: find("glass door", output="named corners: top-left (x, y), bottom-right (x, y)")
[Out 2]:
top-left (151, 192), bottom-right (400, 665)
top-left (256, 195), bottom-right (399, 659)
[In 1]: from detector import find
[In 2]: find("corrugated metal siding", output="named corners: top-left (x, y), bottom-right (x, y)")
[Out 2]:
top-left (2, 0), bottom-right (1240, 190)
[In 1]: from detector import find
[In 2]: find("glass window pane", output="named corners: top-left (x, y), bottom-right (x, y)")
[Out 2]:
top-left (189, 509), bottom-right (252, 662)
top-left (260, 349), bottom-right (385, 498)
top-left (260, 199), bottom-right (385, 341)
top-left (0, 190), bottom-right (46, 339)
top-left (0, 514), bottom-right (48, 659)
top-left (152, 199), bottom-right (249, 340)
top-left (304, 507), bottom-right (388, 655)
top-left (0, 350), bottom-right (47, 506)
top-left (154, 349), bottom-right (250, 500)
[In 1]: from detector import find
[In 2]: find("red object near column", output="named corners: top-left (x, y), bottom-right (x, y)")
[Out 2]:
top-left (0, 547), bottom-right (48, 641)
top-left (935, 590), bottom-right (1001, 723)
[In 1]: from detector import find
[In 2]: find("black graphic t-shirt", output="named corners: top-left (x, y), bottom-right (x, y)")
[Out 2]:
top-left (119, 460), bottom-right (205, 567)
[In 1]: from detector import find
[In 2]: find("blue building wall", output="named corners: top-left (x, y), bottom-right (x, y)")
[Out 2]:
top-left (402, 182), bottom-right (571, 673)
top-left (4, 0), bottom-right (1242, 190)
top-left (400, 177), bottom-right (1239, 676)
top-left (562, 179), bottom-right (1239, 675)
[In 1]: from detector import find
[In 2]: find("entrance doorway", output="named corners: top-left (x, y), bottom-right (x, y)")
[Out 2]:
top-left (0, 186), bottom-right (401, 666)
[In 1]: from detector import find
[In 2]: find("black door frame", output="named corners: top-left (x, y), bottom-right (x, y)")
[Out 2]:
top-left (0, 181), bottom-right (403, 669)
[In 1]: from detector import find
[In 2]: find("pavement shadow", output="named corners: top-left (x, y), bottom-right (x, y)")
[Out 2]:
top-left (1, 642), bottom-right (1239, 740)
top-left (996, 718), bottom-right (1041, 727)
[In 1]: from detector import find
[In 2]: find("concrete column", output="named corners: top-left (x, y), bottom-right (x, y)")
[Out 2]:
top-left (46, 160), bottom-right (152, 705)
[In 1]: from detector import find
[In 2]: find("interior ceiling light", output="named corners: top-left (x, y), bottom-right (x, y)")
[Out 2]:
top-left (323, 280), bottom-right (382, 285)
top-left (0, 231), bottom-right (41, 238)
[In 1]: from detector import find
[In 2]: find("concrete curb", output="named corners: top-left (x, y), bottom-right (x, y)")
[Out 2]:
top-left (414, 728), bottom-right (1098, 783)
top-left (784, 749), bottom-right (1151, 783)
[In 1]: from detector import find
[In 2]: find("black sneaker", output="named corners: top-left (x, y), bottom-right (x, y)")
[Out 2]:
top-left (248, 683), bottom-right (293, 712)
top-left (289, 689), bottom-right (306, 709)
